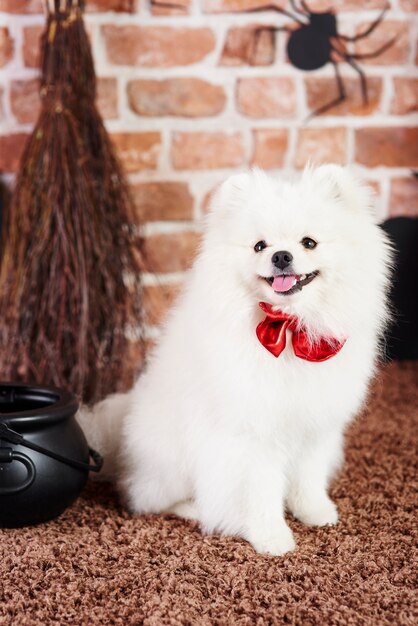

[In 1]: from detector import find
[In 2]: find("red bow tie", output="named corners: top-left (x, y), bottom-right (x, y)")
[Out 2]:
top-left (256, 302), bottom-right (346, 362)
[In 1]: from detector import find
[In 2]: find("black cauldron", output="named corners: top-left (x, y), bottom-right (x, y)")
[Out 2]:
top-left (0, 383), bottom-right (102, 528)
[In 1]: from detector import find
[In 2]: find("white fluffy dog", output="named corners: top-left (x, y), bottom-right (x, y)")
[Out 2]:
top-left (79, 165), bottom-right (392, 556)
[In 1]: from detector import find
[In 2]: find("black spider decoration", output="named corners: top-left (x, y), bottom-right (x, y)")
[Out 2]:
top-left (248, 1), bottom-right (397, 118)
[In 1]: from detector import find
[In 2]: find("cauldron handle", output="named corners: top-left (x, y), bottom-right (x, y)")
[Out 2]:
top-left (0, 448), bottom-right (36, 495)
top-left (0, 422), bottom-right (103, 473)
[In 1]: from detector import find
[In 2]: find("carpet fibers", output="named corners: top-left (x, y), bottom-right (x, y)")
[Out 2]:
top-left (1, 362), bottom-right (417, 625)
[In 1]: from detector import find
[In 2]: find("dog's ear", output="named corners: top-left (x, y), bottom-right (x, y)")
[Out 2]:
top-left (305, 164), bottom-right (375, 217)
top-left (209, 172), bottom-right (252, 213)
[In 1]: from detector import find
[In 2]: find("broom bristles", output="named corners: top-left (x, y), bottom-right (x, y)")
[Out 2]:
top-left (0, 0), bottom-right (143, 402)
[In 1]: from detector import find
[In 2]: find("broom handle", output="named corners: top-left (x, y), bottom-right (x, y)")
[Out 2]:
top-left (44, 0), bottom-right (83, 14)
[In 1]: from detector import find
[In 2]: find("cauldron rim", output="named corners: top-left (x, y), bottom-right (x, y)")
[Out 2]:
top-left (0, 382), bottom-right (78, 429)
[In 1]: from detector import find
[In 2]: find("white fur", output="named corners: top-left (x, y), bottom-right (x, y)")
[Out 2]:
top-left (79, 165), bottom-right (392, 556)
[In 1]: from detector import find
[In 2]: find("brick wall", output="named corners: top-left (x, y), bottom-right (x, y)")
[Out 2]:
top-left (0, 0), bottom-right (417, 343)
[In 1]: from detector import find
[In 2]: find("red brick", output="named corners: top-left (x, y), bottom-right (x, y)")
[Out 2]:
top-left (0, 134), bottom-right (30, 173)
top-left (294, 127), bottom-right (347, 169)
top-left (103, 25), bottom-right (215, 67)
top-left (110, 133), bottom-right (161, 172)
top-left (298, 0), bottom-right (387, 8)
top-left (10, 79), bottom-right (40, 125)
top-left (143, 283), bottom-right (183, 326)
top-left (0, 87), bottom-right (4, 122)
top-left (96, 77), bottom-right (118, 119)
top-left (22, 25), bottom-right (42, 68)
top-left (204, 0), bottom-right (386, 11)
top-left (354, 21), bottom-right (409, 65)
top-left (220, 25), bottom-right (275, 66)
top-left (127, 78), bottom-right (226, 117)
top-left (390, 78), bottom-right (418, 115)
top-left (86, 0), bottom-right (136, 11)
top-left (237, 77), bottom-right (296, 118)
top-left (0, 27), bottom-right (13, 68)
top-left (399, 0), bottom-right (418, 10)
top-left (150, 0), bottom-right (190, 15)
top-left (355, 127), bottom-right (418, 167)
top-left (389, 177), bottom-right (418, 217)
top-left (203, 1), bottom-right (285, 12)
top-left (0, 0), bottom-right (42, 12)
top-left (131, 182), bottom-right (194, 222)
top-left (142, 231), bottom-right (201, 273)
top-left (251, 128), bottom-right (288, 169)
top-left (171, 132), bottom-right (245, 170)
top-left (305, 76), bottom-right (382, 116)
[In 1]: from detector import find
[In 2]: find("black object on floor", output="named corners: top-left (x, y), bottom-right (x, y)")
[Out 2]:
top-left (0, 383), bottom-right (102, 528)
top-left (381, 217), bottom-right (418, 360)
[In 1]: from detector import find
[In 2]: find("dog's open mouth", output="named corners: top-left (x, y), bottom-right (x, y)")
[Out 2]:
top-left (261, 271), bottom-right (319, 295)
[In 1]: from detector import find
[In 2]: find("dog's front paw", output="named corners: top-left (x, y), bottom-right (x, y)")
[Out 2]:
top-left (247, 524), bottom-right (296, 556)
top-left (292, 496), bottom-right (338, 527)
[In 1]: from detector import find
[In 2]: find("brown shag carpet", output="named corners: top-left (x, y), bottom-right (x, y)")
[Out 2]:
top-left (1, 362), bottom-right (417, 625)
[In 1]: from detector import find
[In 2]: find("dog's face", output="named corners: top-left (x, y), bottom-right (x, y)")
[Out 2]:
top-left (205, 166), bottom-right (390, 336)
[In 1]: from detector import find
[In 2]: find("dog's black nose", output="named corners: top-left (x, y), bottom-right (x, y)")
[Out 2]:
top-left (272, 250), bottom-right (293, 270)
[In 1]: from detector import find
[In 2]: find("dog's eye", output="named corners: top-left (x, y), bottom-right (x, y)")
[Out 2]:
top-left (254, 240), bottom-right (267, 252)
top-left (301, 237), bottom-right (317, 250)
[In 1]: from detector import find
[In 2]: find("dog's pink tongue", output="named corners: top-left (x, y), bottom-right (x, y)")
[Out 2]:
top-left (272, 275), bottom-right (297, 292)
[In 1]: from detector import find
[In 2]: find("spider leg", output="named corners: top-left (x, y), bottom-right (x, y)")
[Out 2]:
top-left (349, 34), bottom-right (399, 60)
top-left (243, 4), bottom-right (307, 26)
top-left (331, 42), bottom-right (369, 105)
top-left (249, 25), bottom-right (293, 66)
top-left (148, 1), bottom-right (188, 11)
top-left (345, 57), bottom-right (368, 104)
top-left (289, 0), bottom-right (309, 17)
top-left (338, 4), bottom-right (389, 42)
top-left (300, 1), bottom-right (313, 14)
top-left (306, 61), bottom-right (346, 120)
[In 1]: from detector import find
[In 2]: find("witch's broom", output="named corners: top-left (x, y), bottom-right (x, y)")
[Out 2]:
top-left (0, 0), bottom-right (143, 403)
